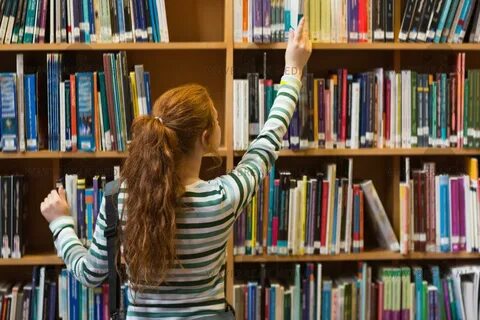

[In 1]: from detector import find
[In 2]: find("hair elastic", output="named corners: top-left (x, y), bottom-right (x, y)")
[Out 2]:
top-left (154, 116), bottom-right (164, 124)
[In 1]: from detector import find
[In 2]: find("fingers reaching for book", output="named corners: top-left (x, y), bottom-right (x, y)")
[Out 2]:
top-left (285, 17), bottom-right (312, 80)
top-left (40, 189), bottom-right (71, 223)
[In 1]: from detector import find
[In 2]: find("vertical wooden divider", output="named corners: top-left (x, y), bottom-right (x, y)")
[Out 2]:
top-left (224, 0), bottom-right (235, 305)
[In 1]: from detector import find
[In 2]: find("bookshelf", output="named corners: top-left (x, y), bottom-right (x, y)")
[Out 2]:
top-left (0, 0), bottom-right (479, 313)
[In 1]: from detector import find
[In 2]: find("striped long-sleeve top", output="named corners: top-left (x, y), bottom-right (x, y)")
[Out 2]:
top-left (49, 74), bottom-right (302, 319)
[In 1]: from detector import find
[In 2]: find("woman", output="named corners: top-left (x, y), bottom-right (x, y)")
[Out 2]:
top-left (41, 18), bottom-right (311, 319)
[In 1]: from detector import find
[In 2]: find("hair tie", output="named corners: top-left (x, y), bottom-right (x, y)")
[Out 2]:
top-left (154, 116), bottom-right (164, 124)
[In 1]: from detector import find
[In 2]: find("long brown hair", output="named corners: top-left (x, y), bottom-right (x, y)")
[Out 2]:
top-left (121, 84), bottom-right (217, 286)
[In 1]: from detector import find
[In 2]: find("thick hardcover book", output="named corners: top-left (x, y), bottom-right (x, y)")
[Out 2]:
top-left (0, 73), bottom-right (18, 152)
top-left (399, 0), bottom-right (419, 41)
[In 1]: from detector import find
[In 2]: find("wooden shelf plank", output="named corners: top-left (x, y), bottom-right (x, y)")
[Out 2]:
top-left (234, 148), bottom-right (480, 157)
top-left (234, 251), bottom-right (480, 263)
top-left (0, 148), bottom-right (227, 159)
top-left (0, 42), bottom-right (227, 51)
top-left (234, 42), bottom-right (480, 51)
top-left (0, 254), bottom-right (63, 266)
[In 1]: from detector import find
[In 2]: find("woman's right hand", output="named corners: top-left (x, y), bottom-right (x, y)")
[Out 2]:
top-left (285, 15), bottom-right (312, 81)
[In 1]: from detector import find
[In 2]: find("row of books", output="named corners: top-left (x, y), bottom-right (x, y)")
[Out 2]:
top-left (0, 0), bottom-right (169, 44)
top-left (0, 266), bottom-right (128, 320)
top-left (233, 0), bottom-right (395, 43)
top-left (399, 0), bottom-right (480, 43)
top-left (0, 175), bottom-right (25, 259)
top-left (234, 159), bottom-right (399, 256)
top-left (233, 53), bottom-right (477, 151)
top-left (0, 52), bottom-right (152, 153)
top-left (234, 263), bottom-right (480, 320)
top-left (399, 157), bottom-right (480, 255)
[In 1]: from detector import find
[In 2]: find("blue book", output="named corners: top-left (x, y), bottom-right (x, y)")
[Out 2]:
top-left (440, 74), bottom-right (447, 144)
top-left (48, 282), bottom-right (57, 320)
top-left (88, 0), bottom-right (96, 41)
top-left (0, 73), bottom-right (18, 152)
top-left (439, 175), bottom-right (450, 252)
top-left (452, 0), bottom-right (471, 42)
top-left (430, 266), bottom-right (445, 319)
top-left (69, 272), bottom-right (79, 320)
top-left (94, 289), bottom-right (103, 320)
top-left (284, 3), bottom-right (291, 42)
top-left (65, 80), bottom-right (72, 151)
top-left (148, 0), bottom-right (159, 42)
top-left (76, 72), bottom-right (95, 152)
top-left (270, 287), bottom-right (275, 319)
top-left (86, 188), bottom-right (94, 242)
top-left (434, 0), bottom-right (454, 42)
top-left (137, 0), bottom-right (148, 41)
top-left (77, 179), bottom-right (86, 241)
top-left (413, 267), bottom-right (423, 320)
top-left (322, 280), bottom-right (332, 320)
top-left (82, 0), bottom-right (91, 42)
top-left (117, 0), bottom-right (126, 41)
top-left (353, 189), bottom-right (360, 253)
top-left (289, 108), bottom-right (300, 149)
top-left (144, 72), bottom-right (152, 114)
top-left (248, 282), bottom-right (256, 320)
top-left (440, 0), bottom-right (460, 43)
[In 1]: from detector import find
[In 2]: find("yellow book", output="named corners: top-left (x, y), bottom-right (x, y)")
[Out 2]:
top-left (314, 0), bottom-right (321, 42)
top-left (314, 79), bottom-right (319, 146)
top-left (320, 0), bottom-right (330, 42)
top-left (399, 183), bottom-right (410, 255)
top-left (129, 72), bottom-right (139, 118)
top-left (324, 164), bottom-right (336, 254)
top-left (300, 176), bottom-right (308, 255)
top-left (309, 0), bottom-right (316, 40)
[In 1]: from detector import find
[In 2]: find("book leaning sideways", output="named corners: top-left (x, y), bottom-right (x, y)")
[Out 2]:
top-left (361, 180), bottom-right (400, 252)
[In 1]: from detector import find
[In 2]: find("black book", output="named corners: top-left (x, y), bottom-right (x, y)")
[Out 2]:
top-left (427, 0), bottom-right (447, 41)
top-left (373, 0), bottom-right (385, 41)
top-left (0, 0), bottom-right (13, 43)
top-left (279, 171), bottom-right (290, 255)
top-left (424, 74), bottom-right (430, 146)
top-left (259, 264), bottom-right (269, 319)
top-left (299, 74), bottom-right (309, 148)
top-left (247, 73), bottom-right (259, 142)
top-left (346, 75), bottom-right (353, 147)
top-left (11, 176), bottom-right (24, 258)
top-left (61, 0), bottom-right (68, 42)
top-left (336, 69), bottom-right (343, 148)
top-left (5, 0), bottom-right (19, 43)
top-left (386, 0), bottom-right (395, 42)
top-left (307, 73), bottom-right (315, 146)
top-left (417, 0), bottom-right (436, 42)
top-left (399, 0), bottom-right (419, 41)
top-left (17, 0), bottom-right (28, 43)
top-left (124, 0), bottom-right (133, 41)
top-left (143, 0), bottom-right (153, 42)
top-left (109, 0), bottom-right (119, 42)
top-left (367, 72), bottom-right (375, 148)
top-left (468, 0), bottom-right (480, 42)
top-left (409, 0), bottom-right (428, 41)
top-left (1, 176), bottom-right (12, 259)
top-left (79, 0), bottom-right (86, 42)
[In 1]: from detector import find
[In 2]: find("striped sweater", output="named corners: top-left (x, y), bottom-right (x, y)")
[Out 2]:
top-left (49, 74), bottom-right (302, 319)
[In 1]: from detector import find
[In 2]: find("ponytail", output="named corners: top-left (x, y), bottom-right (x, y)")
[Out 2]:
top-left (121, 115), bottom-right (183, 287)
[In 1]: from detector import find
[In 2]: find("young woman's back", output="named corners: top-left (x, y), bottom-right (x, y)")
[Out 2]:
top-left (41, 18), bottom-right (311, 319)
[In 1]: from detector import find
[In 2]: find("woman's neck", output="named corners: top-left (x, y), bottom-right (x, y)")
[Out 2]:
top-left (178, 148), bottom-right (204, 186)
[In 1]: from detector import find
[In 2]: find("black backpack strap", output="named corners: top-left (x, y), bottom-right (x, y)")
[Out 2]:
top-left (104, 179), bottom-right (123, 320)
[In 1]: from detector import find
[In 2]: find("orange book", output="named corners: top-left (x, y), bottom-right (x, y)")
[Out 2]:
top-left (70, 74), bottom-right (77, 152)
top-left (242, 0), bottom-right (249, 42)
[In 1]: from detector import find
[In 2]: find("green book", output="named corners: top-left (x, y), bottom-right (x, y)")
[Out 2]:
top-left (475, 70), bottom-right (480, 148)
top-left (98, 73), bottom-right (111, 150)
top-left (431, 81), bottom-right (437, 146)
top-left (422, 281), bottom-right (428, 320)
top-left (401, 267), bottom-right (411, 316)
top-left (411, 72), bottom-right (418, 147)
top-left (23, 0), bottom-right (37, 43)
top-left (466, 71), bottom-right (472, 148)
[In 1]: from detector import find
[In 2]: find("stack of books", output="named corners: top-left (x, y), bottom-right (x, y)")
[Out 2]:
top-left (399, 157), bottom-right (480, 255)
top-left (234, 263), bottom-right (480, 319)
top-left (234, 53), bottom-right (480, 151)
top-left (399, 0), bottom-right (480, 43)
top-left (233, 0), bottom-right (395, 43)
top-left (0, 175), bottom-right (25, 259)
top-left (0, 52), bottom-right (152, 153)
top-left (234, 159), bottom-right (400, 256)
top-left (0, 0), bottom-right (169, 44)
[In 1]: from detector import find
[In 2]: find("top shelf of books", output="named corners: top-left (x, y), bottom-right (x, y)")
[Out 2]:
top-left (234, 43), bottom-right (480, 51)
top-left (0, 42), bottom-right (227, 52)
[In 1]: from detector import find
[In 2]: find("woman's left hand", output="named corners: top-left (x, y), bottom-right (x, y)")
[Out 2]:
top-left (40, 186), bottom-right (70, 223)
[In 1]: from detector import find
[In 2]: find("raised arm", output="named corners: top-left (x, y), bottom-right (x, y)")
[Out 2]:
top-left (42, 188), bottom-right (108, 288)
top-left (219, 17), bottom-right (312, 216)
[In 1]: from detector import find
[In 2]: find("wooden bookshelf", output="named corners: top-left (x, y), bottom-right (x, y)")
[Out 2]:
top-left (234, 251), bottom-right (480, 263)
top-left (0, 0), bottom-right (479, 309)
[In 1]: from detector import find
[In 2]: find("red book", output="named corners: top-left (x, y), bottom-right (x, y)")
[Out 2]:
top-left (320, 180), bottom-right (329, 254)
top-left (102, 283), bottom-right (110, 320)
top-left (341, 69), bottom-right (348, 146)
top-left (424, 163), bottom-right (436, 252)
top-left (265, 288), bottom-right (270, 319)
top-left (358, 0), bottom-right (367, 42)
top-left (378, 281), bottom-right (384, 320)
top-left (70, 74), bottom-right (78, 152)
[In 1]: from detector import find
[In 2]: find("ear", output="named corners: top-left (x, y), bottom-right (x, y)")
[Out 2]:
top-left (201, 129), bottom-right (211, 151)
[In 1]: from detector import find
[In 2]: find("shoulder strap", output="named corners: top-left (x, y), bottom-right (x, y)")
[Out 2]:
top-left (104, 179), bottom-right (123, 319)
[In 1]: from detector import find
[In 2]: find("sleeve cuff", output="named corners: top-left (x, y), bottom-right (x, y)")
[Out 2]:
top-left (49, 216), bottom-right (75, 234)
top-left (281, 74), bottom-right (302, 91)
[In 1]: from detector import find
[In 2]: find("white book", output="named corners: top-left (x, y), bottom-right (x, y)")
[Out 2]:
top-left (56, 0), bottom-right (62, 43)
top-left (65, 174), bottom-right (78, 233)
top-left (330, 0), bottom-right (337, 42)
top-left (67, 0), bottom-right (73, 43)
top-left (463, 176), bottom-right (471, 252)
top-left (316, 264), bottom-right (322, 320)
top-left (375, 68), bottom-right (384, 148)
top-left (4, 5), bottom-right (16, 44)
top-left (49, 0), bottom-right (55, 43)
top-left (16, 55), bottom-right (26, 152)
top-left (389, 71), bottom-right (396, 148)
top-left (294, 185), bottom-right (302, 255)
top-left (60, 82), bottom-right (66, 152)
top-left (351, 82), bottom-right (360, 149)
top-left (233, 80), bottom-right (240, 151)
top-left (159, 0), bottom-right (169, 42)
top-left (134, 65), bottom-right (147, 115)
top-left (401, 71), bottom-right (408, 148)
top-left (234, 0), bottom-right (243, 42)
top-left (247, 0), bottom-right (253, 42)
top-left (37, 267), bottom-right (46, 320)
top-left (291, 0), bottom-right (299, 31)
top-left (258, 79), bottom-right (265, 131)
top-left (334, 183), bottom-right (343, 254)
top-left (0, 8), bottom-right (9, 43)
top-left (288, 180), bottom-right (296, 253)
